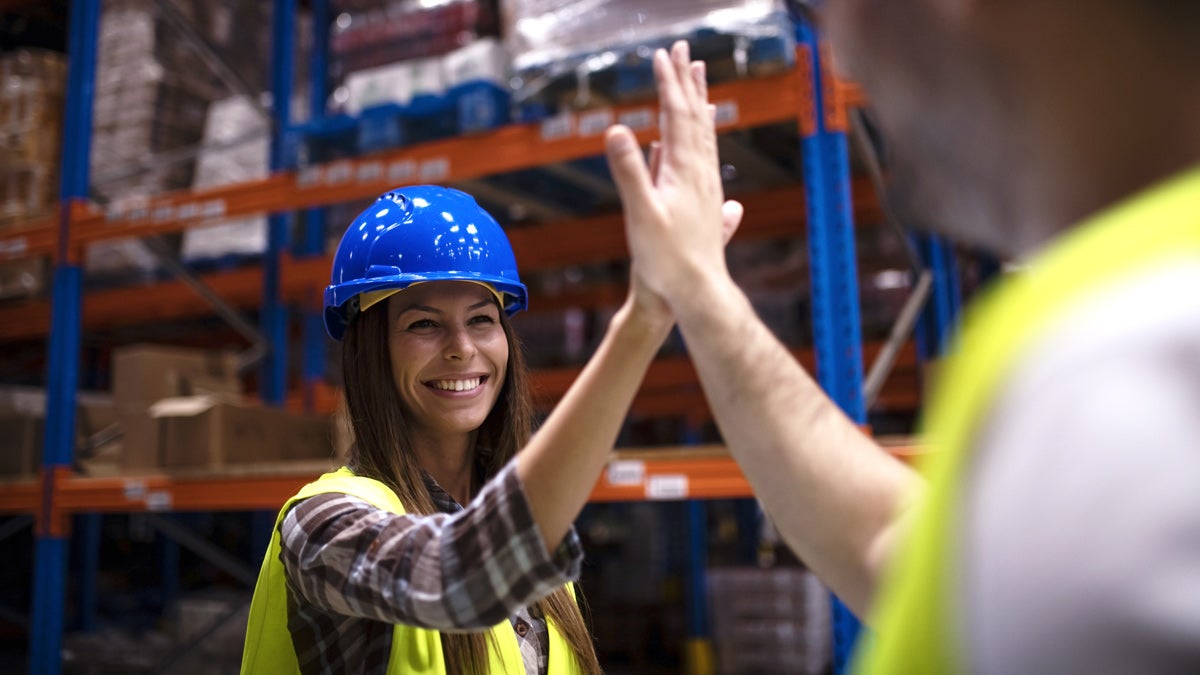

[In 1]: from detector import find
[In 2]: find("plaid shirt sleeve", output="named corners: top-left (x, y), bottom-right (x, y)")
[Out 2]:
top-left (279, 461), bottom-right (584, 632)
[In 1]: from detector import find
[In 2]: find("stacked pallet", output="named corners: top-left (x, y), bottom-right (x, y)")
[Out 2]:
top-left (0, 48), bottom-right (65, 300)
top-left (0, 48), bottom-right (65, 228)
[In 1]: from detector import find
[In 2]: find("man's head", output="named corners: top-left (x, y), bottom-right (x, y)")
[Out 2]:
top-left (817, 1), bottom-right (1200, 257)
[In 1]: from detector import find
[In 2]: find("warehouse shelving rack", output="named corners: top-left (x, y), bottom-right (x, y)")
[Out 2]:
top-left (0, 1), bottom-right (941, 673)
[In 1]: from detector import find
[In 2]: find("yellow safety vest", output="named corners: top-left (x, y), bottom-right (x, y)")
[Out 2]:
top-left (241, 467), bottom-right (584, 674)
top-left (854, 167), bottom-right (1200, 673)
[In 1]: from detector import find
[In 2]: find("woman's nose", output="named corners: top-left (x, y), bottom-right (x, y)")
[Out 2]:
top-left (443, 326), bottom-right (477, 361)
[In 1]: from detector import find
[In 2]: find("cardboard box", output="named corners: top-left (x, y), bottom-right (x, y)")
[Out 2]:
top-left (111, 344), bottom-right (242, 470)
top-left (0, 388), bottom-right (119, 478)
top-left (0, 255), bottom-right (47, 300)
top-left (150, 396), bottom-right (332, 469)
top-left (118, 409), bottom-right (159, 470)
top-left (0, 404), bottom-right (40, 478)
top-left (112, 344), bottom-right (242, 409)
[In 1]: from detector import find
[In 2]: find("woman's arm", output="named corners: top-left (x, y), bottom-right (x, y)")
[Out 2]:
top-left (514, 295), bottom-right (672, 551)
top-left (280, 463), bottom-right (580, 631)
top-left (515, 135), bottom-right (742, 553)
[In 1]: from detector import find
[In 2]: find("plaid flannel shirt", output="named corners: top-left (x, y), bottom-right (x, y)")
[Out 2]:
top-left (278, 461), bottom-right (583, 674)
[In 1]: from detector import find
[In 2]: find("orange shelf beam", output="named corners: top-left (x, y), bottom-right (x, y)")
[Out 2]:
top-left (0, 179), bottom-right (884, 342)
top-left (0, 440), bottom-right (921, 514)
top-left (0, 66), bottom-right (813, 263)
top-left (56, 472), bottom-right (316, 513)
top-left (0, 480), bottom-right (39, 514)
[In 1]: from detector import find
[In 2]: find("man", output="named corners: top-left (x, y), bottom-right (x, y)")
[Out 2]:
top-left (603, 2), bottom-right (1200, 671)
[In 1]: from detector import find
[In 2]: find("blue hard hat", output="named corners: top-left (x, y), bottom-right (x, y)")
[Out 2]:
top-left (323, 185), bottom-right (528, 341)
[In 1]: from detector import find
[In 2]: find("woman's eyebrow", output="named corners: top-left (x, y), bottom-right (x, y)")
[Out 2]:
top-left (397, 299), bottom-right (493, 316)
top-left (396, 303), bottom-right (441, 316)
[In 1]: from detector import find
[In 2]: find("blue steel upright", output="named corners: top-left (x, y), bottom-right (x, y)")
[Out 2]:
top-left (299, 0), bottom-right (329, 412)
top-left (913, 233), bottom-right (963, 358)
top-left (30, 0), bottom-right (100, 672)
top-left (681, 424), bottom-right (713, 675)
top-left (262, 0), bottom-right (297, 405)
top-left (795, 20), bottom-right (866, 675)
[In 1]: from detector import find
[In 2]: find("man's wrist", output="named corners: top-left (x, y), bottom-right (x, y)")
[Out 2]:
top-left (671, 271), bottom-right (744, 331)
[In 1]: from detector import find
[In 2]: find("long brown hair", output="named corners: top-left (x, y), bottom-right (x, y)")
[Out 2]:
top-left (341, 299), bottom-right (602, 675)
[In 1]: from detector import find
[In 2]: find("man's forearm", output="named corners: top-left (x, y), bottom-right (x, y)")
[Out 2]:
top-left (675, 276), bottom-right (922, 617)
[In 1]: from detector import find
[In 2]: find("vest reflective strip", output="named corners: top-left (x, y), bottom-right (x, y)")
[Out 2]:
top-left (241, 467), bottom-right (582, 674)
top-left (855, 167), bottom-right (1200, 674)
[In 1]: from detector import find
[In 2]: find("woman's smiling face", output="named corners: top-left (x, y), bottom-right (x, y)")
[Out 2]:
top-left (386, 281), bottom-right (509, 445)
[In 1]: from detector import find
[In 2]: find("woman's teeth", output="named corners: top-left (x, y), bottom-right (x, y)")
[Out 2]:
top-left (429, 377), bottom-right (481, 392)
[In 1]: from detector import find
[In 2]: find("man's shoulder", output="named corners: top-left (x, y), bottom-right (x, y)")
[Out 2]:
top-left (1011, 259), bottom-right (1200, 394)
top-left (962, 260), bottom-right (1200, 674)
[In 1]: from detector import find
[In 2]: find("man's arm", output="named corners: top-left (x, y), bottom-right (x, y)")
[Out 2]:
top-left (604, 40), bottom-right (922, 617)
top-left (677, 272), bottom-right (919, 615)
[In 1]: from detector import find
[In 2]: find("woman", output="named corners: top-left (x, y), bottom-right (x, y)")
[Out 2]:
top-left (243, 177), bottom-right (740, 673)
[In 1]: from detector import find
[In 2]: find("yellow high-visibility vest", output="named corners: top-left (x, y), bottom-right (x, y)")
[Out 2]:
top-left (856, 167), bottom-right (1200, 673)
top-left (241, 467), bottom-right (584, 674)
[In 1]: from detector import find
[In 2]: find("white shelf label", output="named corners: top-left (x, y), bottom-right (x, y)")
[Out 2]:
top-left (419, 157), bottom-right (450, 181)
top-left (388, 159), bottom-right (417, 183)
top-left (298, 166), bottom-right (322, 186)
top-left (606, 460), bottom-right (646, 487)
top-left (176, 202), bottom-right (200, 220)
top-left (618, 108), bottom-right (655, 132)
top-left (713, 100), bottom-right (739, 127)
top-left (122, 480), bottom-right (147, 501)
top-left (540, 113), bottom-right (575, 141)
top-left (324, 161), bottom-right (354, 184)
top-left (578, 109), bottom-right (614, 137)
top-left (356, 162), bottom-right (383, 183)
top-left (646, 474), bottom-right (689, 500)
top-left (201, 199), bottom-right (227, 219)
top-left (145, 491), bottom-right (172, 511)
top-left (0, 236), bottom-right (29, 259)
top-left (152, 205), bottom-right (175, 223)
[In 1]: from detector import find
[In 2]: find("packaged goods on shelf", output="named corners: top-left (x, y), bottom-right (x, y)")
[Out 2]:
top-left (112, 343), bottom-right (242, 470)
top-left (0, 49), bottom-right (66, 227)
top-left (0, 163), bottom-right (56, 232)
top-left (90, 0), bottom-right (244, 199)
top-left (87, 0), bottom-right (271, 281)
top-left (181, 95), bottom-right (271, 265)
top-left (312, 0), bottom-right (507, 156)
top-left (0, 387), bottom-right (118, 478)
top-left (443, 38), bottom-right (511, 133)
top-left (112, 344), bottom-right (242, 407)
top-left (324, 37), bottom-right (510, 154)
top-left (329, 0), bottom-right (499, 82)
top-left (503, 0), bottom-right (794, 117)
top-left (149, 395), bottom-right (333, 469)
top-left (0, 255), bottom-right (47, 301)
top-left (109, 344), bottom-right (333, 471)
top-left (707, 566), bottom-right (832, 675)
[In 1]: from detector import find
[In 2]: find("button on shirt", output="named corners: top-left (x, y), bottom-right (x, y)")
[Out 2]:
top-left (279, 462), bottom-right (582, 675)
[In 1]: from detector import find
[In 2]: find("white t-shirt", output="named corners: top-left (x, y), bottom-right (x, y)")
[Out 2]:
top-left (963, 261), bottom-right (1200, 673)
